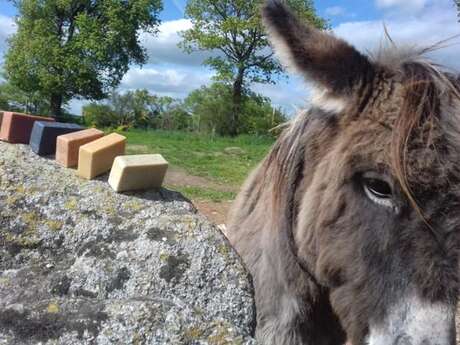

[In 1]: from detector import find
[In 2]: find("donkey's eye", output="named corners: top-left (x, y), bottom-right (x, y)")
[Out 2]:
top-left (362, 176), bottom-right (394, 209)
top-left (363, 178), bottom-right (392, 198)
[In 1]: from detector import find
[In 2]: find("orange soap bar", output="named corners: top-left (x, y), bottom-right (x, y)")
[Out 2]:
top-left (77, 133), bottom-right (126, 179)
top-left (56, 128), bottom-right (104, 167)
top-left (108, 154), bottom-right (169, 192)
top-left (0, 112), bottom-right (55, 144)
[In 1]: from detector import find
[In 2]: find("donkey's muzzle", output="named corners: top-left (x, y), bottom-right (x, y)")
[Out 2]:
top-left (366, 293), bottom-right (456, 345)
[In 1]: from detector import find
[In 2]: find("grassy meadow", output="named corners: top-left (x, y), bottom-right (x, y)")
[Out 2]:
top-left (116, 129), bottom-right (275, 202)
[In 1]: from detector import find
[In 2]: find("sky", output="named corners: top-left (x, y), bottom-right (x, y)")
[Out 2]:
top-left (0, 0), bottom-right (459, 116)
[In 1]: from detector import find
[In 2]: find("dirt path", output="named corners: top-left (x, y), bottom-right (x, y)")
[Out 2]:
top-left (127, 144), bottom-right (241, 225)
top-left (165, 166), bottom-right (235, 193)
top-left (165, 166), bottom-right (236, 225)
top-left (193, 200), bottom-right (233, 225)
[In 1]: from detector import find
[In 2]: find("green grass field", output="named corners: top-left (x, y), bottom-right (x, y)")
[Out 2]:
top-left (117, 129), bottom-right (275, 201)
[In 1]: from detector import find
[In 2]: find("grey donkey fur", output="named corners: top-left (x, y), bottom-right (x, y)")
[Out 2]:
top-left (227, 1), bottom-right (460, 345)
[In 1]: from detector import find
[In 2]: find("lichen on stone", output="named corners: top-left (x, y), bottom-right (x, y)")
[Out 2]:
top-left (44, 220), bottom-right (63, 232)
top-left (208, 321), bottom-right (244, 345)
top-left (47, 302), bottom-right (60, 314)
top-left (64, 198), bottom-right (78, 211)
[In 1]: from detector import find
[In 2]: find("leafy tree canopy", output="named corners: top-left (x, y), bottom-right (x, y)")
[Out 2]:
top-left (180, 0), bottom-right (326, 83)
top-left (5, 0), bottom-right (162, 118)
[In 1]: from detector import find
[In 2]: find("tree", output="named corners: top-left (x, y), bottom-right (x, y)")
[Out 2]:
top-left (83, 103), bottom-right (118, 128)
top-left (0, 81), bottom-right (50, 114)
top-left (0, 89), bottom-right (10, 111)
top-left (180, 0), bottom-right (326, 136)
top-left (184, 82), bottom-right (286, 136)
top-left (5, 0), bottom-right (162, 119)
top-left (184, 82), bottom-right (233, 134)
top-left (240, 91), bottom-right (286, 135)
top-left (82, 89), bottom-right (187, 129)
top-left (456, 0), bottom-right (460, 20)
top-left (148, 96), bottom-right (190, 130)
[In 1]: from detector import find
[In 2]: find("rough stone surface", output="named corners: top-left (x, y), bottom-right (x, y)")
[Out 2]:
top-left (0, 141), bottom-right (256, 345)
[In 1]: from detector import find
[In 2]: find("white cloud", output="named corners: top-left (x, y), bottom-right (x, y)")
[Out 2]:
top-left (252, 76), bottom-right (310, 115)
top-left (334, 1), bottom-right (460, 70)
top-left (376, 0), bottom-right (429, 12)
top-left (67, 65), bottom-right (215, 115)
top-left (119, 65), bottom-right (214, 98)
top-left (141, 19), bottom-right (214, 66)
top-left (325, 6), bottom-right (346, 17)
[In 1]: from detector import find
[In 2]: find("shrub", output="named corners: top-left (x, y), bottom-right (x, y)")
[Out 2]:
top-left (82, 103), bottom-right (119, 128)
top-left (184, 82), bottom-right (286, 136)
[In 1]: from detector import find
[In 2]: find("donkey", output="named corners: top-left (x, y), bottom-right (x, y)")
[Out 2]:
top-left (227, 1), bottom-right (460, 344)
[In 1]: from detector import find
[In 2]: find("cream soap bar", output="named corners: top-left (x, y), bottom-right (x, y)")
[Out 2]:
top-left (77, 133), bottom-right (126, 179)
top-left (108, 154), bottom-right (169, 192)
top-left (56, 128), bottom-right (104, 168)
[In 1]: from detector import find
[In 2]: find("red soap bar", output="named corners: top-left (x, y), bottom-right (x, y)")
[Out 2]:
top-left (0, 112), bottom-right (55, 144)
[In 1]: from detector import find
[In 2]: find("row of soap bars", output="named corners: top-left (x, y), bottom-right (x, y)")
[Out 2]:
top-left (0, 111), bottom-right (169, 192)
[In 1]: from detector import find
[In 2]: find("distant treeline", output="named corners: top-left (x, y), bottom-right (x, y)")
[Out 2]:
top-left (0, 81), bottom-right (287, 137)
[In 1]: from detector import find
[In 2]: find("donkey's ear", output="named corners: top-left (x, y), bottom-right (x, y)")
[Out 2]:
top-left (263, 0), bottom-right (374, 95)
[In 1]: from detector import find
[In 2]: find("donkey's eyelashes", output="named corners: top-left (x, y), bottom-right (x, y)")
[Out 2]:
top-left (363, 178), bottom-right (392, 198)
top-left (360, 173), bottom-right (396, 210)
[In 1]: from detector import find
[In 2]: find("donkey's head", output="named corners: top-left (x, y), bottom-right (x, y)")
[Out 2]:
top-left (263, 1), bottom-right (460, 344)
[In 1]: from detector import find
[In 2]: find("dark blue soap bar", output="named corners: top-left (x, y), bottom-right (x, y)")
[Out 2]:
top-left (30, 121), bottom-right (84, 156)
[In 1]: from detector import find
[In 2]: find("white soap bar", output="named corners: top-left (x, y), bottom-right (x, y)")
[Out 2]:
top-left (108, 154), bottom-right (169, 192)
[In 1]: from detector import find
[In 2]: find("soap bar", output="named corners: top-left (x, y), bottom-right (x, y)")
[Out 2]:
top-left (108, 154), bottom-right (169, 192)
top-left (30, 121), bottom-right (84, 156)
top-left (56, 128), bottom-right (104, 167)
top-left (77, 133), bottom-right (126, 179)
top-left (0, 112), bottom-right (55, 144)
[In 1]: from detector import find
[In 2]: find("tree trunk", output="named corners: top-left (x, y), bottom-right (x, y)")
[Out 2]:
top-left (230, 68), bottom-right (244, 137)
top-left (50, 94), bottom-right (63, 120)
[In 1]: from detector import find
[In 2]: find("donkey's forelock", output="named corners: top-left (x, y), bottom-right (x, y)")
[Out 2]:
top-left (389, 59), bottom-right (460, 220)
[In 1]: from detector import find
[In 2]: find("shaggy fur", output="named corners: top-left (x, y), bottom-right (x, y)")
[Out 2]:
top-left (227, 1), bottom-right (460, 344)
